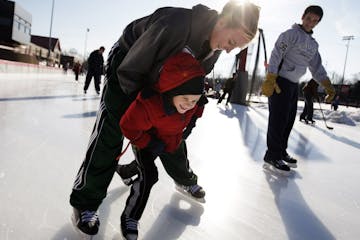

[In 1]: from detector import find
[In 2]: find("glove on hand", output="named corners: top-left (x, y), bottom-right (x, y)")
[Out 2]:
top-left (145, 137), bottom-right (166, 155)
top-left (261, 73), bottom-right (281, 97)
top-left (182, 116), bottom-right (198, 140)
top-left (321, 79), bottom-right (336, 103)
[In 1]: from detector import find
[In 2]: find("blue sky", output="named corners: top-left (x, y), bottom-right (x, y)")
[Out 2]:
top-left (14, 0), bottom-right (360, 82)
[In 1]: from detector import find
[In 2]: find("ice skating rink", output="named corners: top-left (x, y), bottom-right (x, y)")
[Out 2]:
top-left (1, 73), bottom-right (359, 240)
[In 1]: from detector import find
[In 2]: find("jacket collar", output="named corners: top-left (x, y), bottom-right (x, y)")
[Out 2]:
top-left (294, 23), bottom-right (313, 35)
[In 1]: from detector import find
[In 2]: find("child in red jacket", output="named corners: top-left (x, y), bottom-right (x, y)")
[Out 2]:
top-left (119, 51), bottom-right (206, 239)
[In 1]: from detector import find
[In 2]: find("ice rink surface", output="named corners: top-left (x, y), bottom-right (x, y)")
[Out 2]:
top-left (1, 74), bottom-right (359, 240)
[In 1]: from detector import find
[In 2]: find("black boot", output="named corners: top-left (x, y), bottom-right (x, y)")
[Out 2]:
top-left (307, 118), bottom-right (315, 124)
top-left (263, 158), bottom-right (291, 174)
top-left (299, 116), bottom-right (308, 124)
top-left (282, 154), bottom-right (297, 168)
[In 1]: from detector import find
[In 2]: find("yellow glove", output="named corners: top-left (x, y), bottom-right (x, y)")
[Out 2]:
top-left (321, 79), bottom-right (335, 103)
top-left (262, 73), bottom-right (281, 97)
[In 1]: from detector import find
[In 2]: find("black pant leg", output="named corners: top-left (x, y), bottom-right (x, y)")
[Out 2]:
top-left (123, 148), bottom-right (158, 220)
top-left (281, 85), bottom-right (298, 155)
top-left (302, 93), bottom-right (312, 119)
top-left (217, 92), bottom-right (226, 104)
top-left (264, 77), bottom-right (298, 161)
top-left (300, 95), bottom-right (308, 119)
top-left (93, 74), bottom-right (101, 92)
top-left (307, 96), bottom-right (314, 120)
top-left (70, 46), bottom-right (132, 211)
top-left (70, 83), bottom-right (132, 210)
top-left (226, 91), bottom-right (232, 104)
top-left (160, 140), bottom-right (198, 186)
top-left (70, 98), bottom-right (124, 210)
top-left (84, 72), bottom-right (94, 91)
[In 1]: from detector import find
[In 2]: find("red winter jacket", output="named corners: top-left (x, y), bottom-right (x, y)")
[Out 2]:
top-left (120, 94), bottom-right (204, 153)
top-left (119, 52), bottom-right (205, 153)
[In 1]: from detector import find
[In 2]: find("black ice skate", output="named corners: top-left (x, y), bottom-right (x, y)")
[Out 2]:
top-left (71, 208), bottom-right (100, 238)
top-left (116, 161), bottom-right (139, 186)
top-left (263, 159), bottom-right (291, 175)
top-left (283, 154), bottom-right (297, 168)
top-left (299, 116), bottom-right (308, 124)
top-left (175, 183), bottom-right (206, 203)
top-left (307, 119), bottom-right (315, 124)
top-left (121, 214), bottom-right (138, 240)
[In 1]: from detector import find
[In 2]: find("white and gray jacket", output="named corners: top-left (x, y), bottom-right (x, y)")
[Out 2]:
top-left (268, 24), bottom-right (328, 84)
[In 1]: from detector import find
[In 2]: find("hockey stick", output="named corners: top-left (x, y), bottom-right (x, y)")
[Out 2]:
top-left (317, 97), bottom-right (334, 130)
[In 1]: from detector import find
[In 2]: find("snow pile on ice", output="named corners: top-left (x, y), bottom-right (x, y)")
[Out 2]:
top-left (348, 110), bottom-right (360, 122)
top-left (326, 110), bottom-right (356, 126)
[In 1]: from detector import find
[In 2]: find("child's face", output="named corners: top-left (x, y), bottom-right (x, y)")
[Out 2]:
top-left (302, 13), bottom-right (320, 32)
top-left (172, 94), bottom-right (201, 114)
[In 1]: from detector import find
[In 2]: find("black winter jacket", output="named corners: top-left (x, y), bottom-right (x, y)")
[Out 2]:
top-left (109, 4), bottom-right (221, 96)
top-left (87, 50), bottom-right (104, 75)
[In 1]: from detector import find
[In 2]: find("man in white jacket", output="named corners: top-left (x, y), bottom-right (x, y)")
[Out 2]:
top-left (261, 5), bottom-right (335, 174)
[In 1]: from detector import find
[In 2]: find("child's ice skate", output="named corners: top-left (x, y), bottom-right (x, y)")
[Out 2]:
top-left (121, 214), bottom-right (138, 240)
top-left (116, 161), bottom-right (139, 186)
top-left (175, 183), bottom-right (206, 203)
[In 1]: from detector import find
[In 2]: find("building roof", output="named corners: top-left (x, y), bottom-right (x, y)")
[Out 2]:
top-left (31, 35), bottom-right (61, 51)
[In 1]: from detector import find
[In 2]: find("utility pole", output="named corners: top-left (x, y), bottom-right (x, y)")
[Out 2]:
top-left (341, 35), bottom-right (355, 85)
top-left (47, 0), bottom-right (55, 66)
top-left (83, 28), bottom-right (90, 62)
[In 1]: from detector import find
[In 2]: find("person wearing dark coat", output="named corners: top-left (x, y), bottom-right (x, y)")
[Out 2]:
top-left (83, 46), bottom-right (105, 94)
top-left (217, 72), bottom-right (236, 105)
top-left (73, 61), bottom-right (82, 81)
top-left (300, 78), bottom-right (319, 124)
top-left (332, 95), bottom-right (340, 111)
